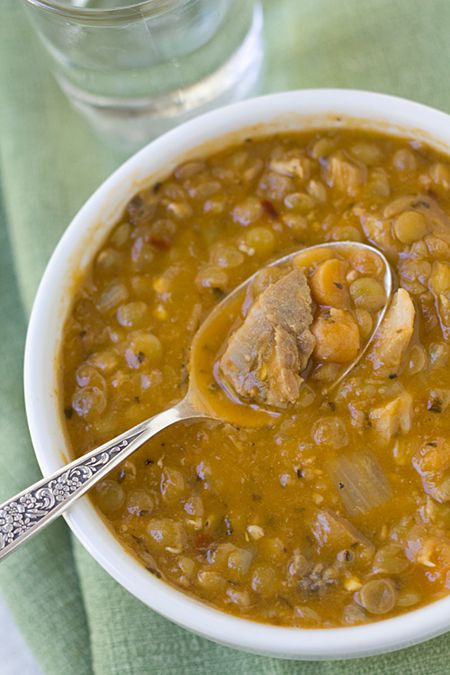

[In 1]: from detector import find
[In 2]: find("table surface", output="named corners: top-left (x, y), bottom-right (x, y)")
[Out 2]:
top-left (0, 597), bottom-right (41, 675)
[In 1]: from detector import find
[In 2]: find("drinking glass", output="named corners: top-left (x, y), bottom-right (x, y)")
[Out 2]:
top-left (23, 0), bottom-right (264, 151)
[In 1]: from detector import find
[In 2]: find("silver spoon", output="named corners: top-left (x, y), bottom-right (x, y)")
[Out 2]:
top-left (0, 242), bottom-right (392, 559)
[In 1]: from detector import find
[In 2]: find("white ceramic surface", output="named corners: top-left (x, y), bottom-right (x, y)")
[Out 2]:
top-left (24, 90), bottom-right (450, 659)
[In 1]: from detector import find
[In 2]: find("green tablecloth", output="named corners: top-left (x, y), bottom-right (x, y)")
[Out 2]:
top-left (1, 1), bottom-right (450, 673)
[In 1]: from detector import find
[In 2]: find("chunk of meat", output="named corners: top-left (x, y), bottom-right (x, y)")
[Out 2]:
top-left (371, 289), bottom-right (415, 376)
top-left (264, 327), bottom-right (303, 404)
top-left (429, 261), bottom-right (450, 339)
top-left (312, 509), bottom-right (375, 562)
top-left (427, 389), bottom-right (450, 414)
top-left (406, 525), bottom-right (450, 576)
top-left (430, 261), bottom-right (450, 295)
top-left (369, 390), bottom-right (413, 444)
top-left (413, 438), bottom-right (450, 503)
top-left (325, 151), bottom-right (368, 195)
top-left (220, 269), bottom-right (315, 408)
top-left (269, 154), bottom-right (310, 181)
top-left (437, 293), bottom-right (450, 339)
top-left (359, 212), bottom-right (399, 259)
top-left (126, 189), bottom-right (158, 226)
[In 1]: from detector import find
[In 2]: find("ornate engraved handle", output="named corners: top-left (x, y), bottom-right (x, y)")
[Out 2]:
top-left (0, 400), bottom-right (199, 560)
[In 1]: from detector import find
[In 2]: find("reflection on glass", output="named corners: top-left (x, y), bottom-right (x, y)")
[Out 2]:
top-left (23, 0), bottom-right (264, 151)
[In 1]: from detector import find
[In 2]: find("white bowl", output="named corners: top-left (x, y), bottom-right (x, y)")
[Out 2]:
top-left (24, 89), bottom-right (450, 659)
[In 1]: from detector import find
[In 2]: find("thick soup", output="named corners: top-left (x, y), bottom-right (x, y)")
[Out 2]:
top-left (61, 129), bottom-right (450, 627)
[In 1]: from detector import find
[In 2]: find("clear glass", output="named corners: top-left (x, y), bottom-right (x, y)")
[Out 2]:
top-left (23, 0), bottom-right (264, 152)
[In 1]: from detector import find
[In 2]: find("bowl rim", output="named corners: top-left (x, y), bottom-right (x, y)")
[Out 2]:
top-left (24, 88), bottom-right (450, 660)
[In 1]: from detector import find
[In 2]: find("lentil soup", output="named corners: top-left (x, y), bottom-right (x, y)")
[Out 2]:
top-left (61, 129), bottom-right (450, 627)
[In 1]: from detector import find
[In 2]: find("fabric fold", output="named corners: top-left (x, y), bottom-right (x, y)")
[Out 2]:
top-left (0, 182), bottom-right (92, 675)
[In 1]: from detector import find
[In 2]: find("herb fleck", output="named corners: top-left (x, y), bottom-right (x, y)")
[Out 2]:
top-left (411, 199), bottom-right (430, 209)
top-left (428, 398), bottom-right (443, 413)
top-left (212, 287), bottom-right (225, 300)
top-left (260, 199), bottom-right (279, 219)
top-left (224, 515), bottom-right (233, 536)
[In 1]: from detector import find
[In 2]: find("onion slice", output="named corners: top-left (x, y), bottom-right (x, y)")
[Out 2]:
top-left (327, 452), bottom-right (391, 516)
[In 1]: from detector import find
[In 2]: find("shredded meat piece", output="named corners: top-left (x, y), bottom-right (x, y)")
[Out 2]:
top-left (312, 509), bottom-right (375, 561)
top-left (369, 390), bottom-right (413, 444)
top-left (325, 151), bottom-right (367, 195)
top-left (406, 525), bottom-right (450, 572)
top-left (219, 269), bottom-right (315, 408)
top-left (126, 189), bottom-right (157, 226)
top-left (371, 288), bottom-right (415, 376)
top-left (360, 213), bottom-right (399, 258)
top-left (413, 438), bottom-right (450, 503)
top-left (269, 155), bottom-right (310, 180)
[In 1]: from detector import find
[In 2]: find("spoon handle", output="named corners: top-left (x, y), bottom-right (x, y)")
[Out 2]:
top-left (0, 400), bottom-right (199, 561)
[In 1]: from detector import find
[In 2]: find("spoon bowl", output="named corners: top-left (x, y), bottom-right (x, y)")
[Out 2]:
top-left (190, 240), bottom-right (393, 421)
top-left (0, 241), bottom-right (392, 560)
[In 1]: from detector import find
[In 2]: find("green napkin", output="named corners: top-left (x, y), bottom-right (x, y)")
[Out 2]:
top-left (1, 0), bottom-right (450, 673)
